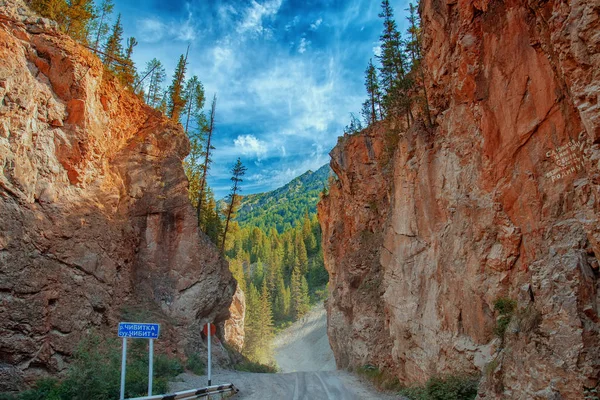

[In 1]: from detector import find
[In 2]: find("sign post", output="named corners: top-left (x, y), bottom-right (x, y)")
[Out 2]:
top-left (207, 322), bottom-right (212, 386)
top-left (118, 322), bottom-right (160, 400)
top-left (202, 322), bottom-right (216, 386)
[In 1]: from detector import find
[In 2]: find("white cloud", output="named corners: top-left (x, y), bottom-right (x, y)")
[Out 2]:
top-left (136, 5), bottom-right (197, 43)
top-left (234, 135), bottom-right (268, 160)
top-left (137, 18), bottom-right (166, 43)
top-left (298, 37), bottom-right (310, 54)
top-left (310, 17), bottom-right (323, 31)
top-left (237, 0), bottom-right (283, 36)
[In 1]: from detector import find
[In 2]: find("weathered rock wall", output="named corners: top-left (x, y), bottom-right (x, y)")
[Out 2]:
top-left (0, 1), bottom-right (236, 388)
top-left (319, 0), bottom-right (600, 398)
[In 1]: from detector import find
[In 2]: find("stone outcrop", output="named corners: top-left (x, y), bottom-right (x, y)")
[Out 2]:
top-left (224, 286), bottom-right (246, 352)
top-left (0, 1), bottom-right (236, 387)
top-left (319, 0), bottom-right (600, 398)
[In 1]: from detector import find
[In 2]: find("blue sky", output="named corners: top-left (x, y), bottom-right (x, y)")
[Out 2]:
top-left (113, 0), bottom-right (411, 198)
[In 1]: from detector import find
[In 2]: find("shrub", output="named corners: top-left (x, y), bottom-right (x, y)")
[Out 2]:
top-left (233, 360), bottom-right (277, 373)
top-left (3, 332), bottom-right (184, 399)
top-left (493, 298), bottom-right (517, 339)
top-left (357, 364), bottom-right (402, 391)
top-left (185, 353), bottom-right (206, 375)
top-left (399, 374), bottom-right (479, 400)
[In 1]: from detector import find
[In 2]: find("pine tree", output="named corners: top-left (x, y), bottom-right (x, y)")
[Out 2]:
top-left (378, 0), bottom-right (412, 125)
top-left (183, 76), bottom-right (207, 136)
top-left (116, 36), bottom-right (137, 88)
top-left (103, 13), bottom-right (123, 70)
top-left (406, 1), bottom-right (432, 127)
top-left (362, 59), bottom-right (383, 125)
top-left (141, 59), bottom-right (166, 108)
top-left (221, 158), bottom-right (247, 252)
top-left (167, 48), bottom-right (189, 122)
top-left (90, 0), bottom-right (114, 51)
top-left (295, 231), bottom-right (308, 275)
top-left (290, 268), bottom-right (309, 320)
top-left (64, 0), bottom-right (95, 42)
top-left (197, 94), bottom-right (217, 221)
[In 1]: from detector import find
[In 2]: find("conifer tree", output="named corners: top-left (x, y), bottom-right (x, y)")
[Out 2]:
top-left (64, 0), bottom-right (95, 42)
top-left (103, 13), bottom-right (123, 70)
top-left (197, 95), bottom-right (217, 221)
top-left (167, 48), bottom-right (189, 122)
top-left (378, 0), bottom-right (412, 125)
top-left (295, 231), bottom-right (308, 275)
top-left (221, 158), bottom-right (247, 252)
top-left (183, 76), bottom-right (207, 136)
top-left (362, 59), bottom-right (383, 125)
top-left (117, 36), bottom-right (137, 88)
top-left (90, 0), bottom-right (114, 51)
top-left (290, 268), bottom-right (309, 320)
top-left (406, 1), bottom-right (432, 127)
top-left (142, 59), bottom-right (166, 108)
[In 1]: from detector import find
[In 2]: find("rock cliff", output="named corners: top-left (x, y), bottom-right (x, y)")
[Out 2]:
top-left (318, 0), bottom-right (600, 398)
top-left (0, 1), bottom-right (236, 388)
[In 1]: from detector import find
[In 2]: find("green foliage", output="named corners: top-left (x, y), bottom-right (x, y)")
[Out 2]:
top-left (233, 360), bottom-right (277, 373)
top-left (167, 51), bottom-right (189, 121)
top-left (493, 297), bottom-right (517, 339)
top-left (28, 0), bottom-right (95, 42)
top-left (4, 333), bottom-right (184, 400)
top-left (103, 13), bottom-right (123, 69)
top-left (185, 353), bottom-right (206, 375)
top-left (357, 365), bottom-right (402, 391)
top-left (231, 164), bottom-right (331, 233)
top-left (399, 374), bottom-right (480, 400)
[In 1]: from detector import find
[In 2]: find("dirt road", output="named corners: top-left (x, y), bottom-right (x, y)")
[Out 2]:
top-left (272, 302), bottom-right (336, 372)
top-left (170, 304), bottom-right (401, 399)
top-left (172, 370), bottom-right (400, 400)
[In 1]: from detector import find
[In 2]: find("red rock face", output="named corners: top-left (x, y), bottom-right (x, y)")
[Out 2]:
top-left (319, 0), bottom-right (599, 398)
top-left (0, 1), bottom-right (235, 388)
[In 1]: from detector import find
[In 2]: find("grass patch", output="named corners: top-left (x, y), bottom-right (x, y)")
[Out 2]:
top-left (0, 332), bottom-right (184, 400)
top-left (357, 364), bottom-right (402, 391)
top-left (233, 360), bottom-right (277, 373)
top-left (399, 374), bottom-right (479, 400)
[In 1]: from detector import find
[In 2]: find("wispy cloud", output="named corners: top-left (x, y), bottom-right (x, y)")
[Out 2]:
top-left (234, 135), bottom-right (268, 160)
top-left (236, 0), bottom-right (283, 36)
top-left (310, 17), bottom-right (323, 31)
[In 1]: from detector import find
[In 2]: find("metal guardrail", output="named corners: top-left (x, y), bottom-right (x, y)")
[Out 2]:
top-left (126, 383), bottom-right (238, 400)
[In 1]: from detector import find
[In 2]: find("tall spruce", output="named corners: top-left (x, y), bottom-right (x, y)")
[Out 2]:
top-left (197, 94), bottom-right (217, 222)
top-left (378, 0), bottom-right (412, 125)
top-left (142, 59), bottom-right (166, 108)
top-left (103, 13), bottom-right (123, 70)
top-left (90, 0), bottom-right (114, 50)
top-left (117, 36), bottom-right (137, 88)
top-left (167, 48), bottom-right (189, 122)
top-left (221, 158), bottom-right (247, 252)
top-left (406, 2), bottom-right (432, 127)
top-left (362, 59), bottom-right (382, 125)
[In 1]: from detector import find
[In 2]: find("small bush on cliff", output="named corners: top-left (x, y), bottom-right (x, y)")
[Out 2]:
top-left (493, 297), bottom-right (517, 340)
top-left (399, 374), bottom-right (479, 400)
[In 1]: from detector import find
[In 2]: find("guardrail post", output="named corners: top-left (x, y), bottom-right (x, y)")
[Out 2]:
top-left (207, 322), bottom-right (212, 386)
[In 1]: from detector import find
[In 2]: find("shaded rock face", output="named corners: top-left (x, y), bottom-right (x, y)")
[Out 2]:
top-left (318, 0), bottom-right (600, 398)
top-left (224, 286), bottom-right (246, 352)
top-left (0, 1), bottom-right (236, 386)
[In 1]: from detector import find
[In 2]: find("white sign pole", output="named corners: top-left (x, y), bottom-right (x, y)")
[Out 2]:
top-left (148, 339), bottom-right (154, 396)
top-left (207, 322), bottom-right (212, 386)
top-left (120, 337), bottom-right (127, 400)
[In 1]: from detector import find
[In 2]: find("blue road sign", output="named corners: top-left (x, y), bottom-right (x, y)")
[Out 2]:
top-left (118, 322), bottom-right (160, 339)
